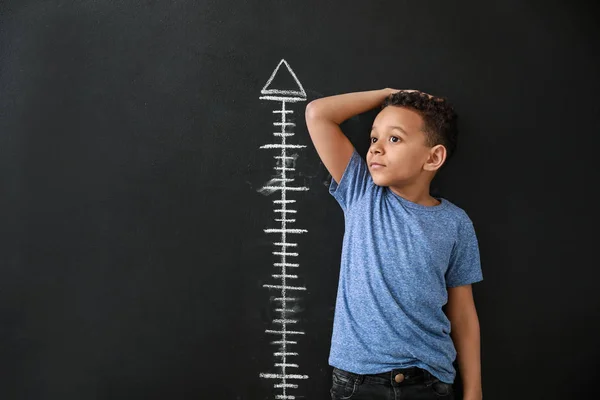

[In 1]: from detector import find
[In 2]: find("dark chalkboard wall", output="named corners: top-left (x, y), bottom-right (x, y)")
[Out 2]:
top-left (1, 1), bottom-right (599, 399)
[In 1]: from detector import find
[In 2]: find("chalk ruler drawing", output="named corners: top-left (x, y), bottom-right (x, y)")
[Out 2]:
top-left (258, 59), bottom-right (309, 400)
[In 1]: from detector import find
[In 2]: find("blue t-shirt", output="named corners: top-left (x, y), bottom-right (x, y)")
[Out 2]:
top-left (328, 148), bottom-right (483, 384)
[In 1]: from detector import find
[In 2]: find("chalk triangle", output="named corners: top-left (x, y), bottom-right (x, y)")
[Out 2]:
top-left (261, 59), bottom-right (307, 99)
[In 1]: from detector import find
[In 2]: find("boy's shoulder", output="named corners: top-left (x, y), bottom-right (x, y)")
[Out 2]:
top-left (439, 197), bottom-right (475, 225)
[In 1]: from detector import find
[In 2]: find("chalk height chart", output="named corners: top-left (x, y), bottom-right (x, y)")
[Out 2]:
top-left (258, 59), bottom-right (309, 400)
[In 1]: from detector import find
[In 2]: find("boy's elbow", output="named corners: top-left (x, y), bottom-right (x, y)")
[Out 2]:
top-left (305, 100), bottom-right (323, 121)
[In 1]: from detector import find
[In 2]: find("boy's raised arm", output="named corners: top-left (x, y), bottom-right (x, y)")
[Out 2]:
top-left (304, 88), bottom-right (395, 184)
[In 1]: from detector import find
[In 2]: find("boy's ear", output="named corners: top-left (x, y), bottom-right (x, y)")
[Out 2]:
top-left (424, 144), bottom-right (446, 172)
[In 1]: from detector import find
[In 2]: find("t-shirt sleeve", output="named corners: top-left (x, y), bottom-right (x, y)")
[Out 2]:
top-left (328, 147), bottom-right (371, 211)
top-left (445, 219), bottom-right (484, 287)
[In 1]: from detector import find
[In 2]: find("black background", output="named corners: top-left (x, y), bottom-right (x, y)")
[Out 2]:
top-left (1, 0), bottom-right (599, 399)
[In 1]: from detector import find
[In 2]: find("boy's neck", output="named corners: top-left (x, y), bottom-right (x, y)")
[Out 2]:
top-left (388, 184), bottom-right (440, 207)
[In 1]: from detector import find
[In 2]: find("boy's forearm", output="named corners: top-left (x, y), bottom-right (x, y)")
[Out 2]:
top-left (305, 88), bottom-right (394, 125)
top-left (451, 312), bottom-right (483, 400)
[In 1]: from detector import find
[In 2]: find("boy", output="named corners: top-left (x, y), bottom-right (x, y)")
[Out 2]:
top-left (305, 89), bottom-right (483, 400)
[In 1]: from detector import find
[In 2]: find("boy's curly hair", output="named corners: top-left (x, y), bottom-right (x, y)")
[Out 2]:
top-left (382, 91), bottom-right (458, 166)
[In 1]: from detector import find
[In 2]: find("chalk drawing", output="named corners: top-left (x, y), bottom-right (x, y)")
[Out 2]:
top-left (258, 59), bottom-right (309, 400)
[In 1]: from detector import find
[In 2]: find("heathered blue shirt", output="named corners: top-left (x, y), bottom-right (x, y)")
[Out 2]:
top-left (328, 148), bottom-right (483, 384)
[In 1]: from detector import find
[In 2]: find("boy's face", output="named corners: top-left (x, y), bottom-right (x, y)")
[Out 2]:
top-left (367, 106), bottom-right (440, 187)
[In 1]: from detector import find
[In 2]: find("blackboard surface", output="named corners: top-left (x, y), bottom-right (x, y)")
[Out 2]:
top-left (1, 1), bottom-right (599, 399)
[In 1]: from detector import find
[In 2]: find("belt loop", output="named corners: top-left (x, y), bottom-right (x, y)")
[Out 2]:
top-left (356, 373), bottom-right (365, 385)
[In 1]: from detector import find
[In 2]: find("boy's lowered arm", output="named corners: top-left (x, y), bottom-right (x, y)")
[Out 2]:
top-left (305, 88), bottom-right (395, 184)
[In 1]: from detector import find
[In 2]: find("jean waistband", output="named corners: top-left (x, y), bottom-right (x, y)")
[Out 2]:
top-left (334, 366), bottom-right (432, 384)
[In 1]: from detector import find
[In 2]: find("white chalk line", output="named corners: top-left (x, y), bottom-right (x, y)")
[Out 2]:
top-left (274, 297), bottom-right (298, 301)
top-left (273, 199), bottom-right (296, 204)
top-left (273, 248), bottom-right (298, 253)
top-left (276, 363), bottom-right (299, 368)
top-left (275, 383), bottom-right (299, 389)
top-left (264, 229), bottom-right (308, 234)
top-left (260, 186), bottom-right (308, 193)
top-left (274, 209), bottom-right (297, 214)
top-left (260, 95), bottom-right (305, 102)
top-left (274, 242), bottom-right (297, 247)
top-left (272, 340), bottom-right (297, 345)
top-left (260, 373), bottom-right (309, 380)
top-left (272, 274), bottom-right (298, 279)
top-left (261, 186), bottom-right (309, 192)
top-left (272, 178), bottom-right (294, 182)
top-left (265, 329), bottom-right (305, 335)
top-left (262, 87), bottom-right (303, 94)
top-left (273, 167), bottom-right (296, 171)
top-left (261, 88), bottom-right (304, 95)
top-left (273, 109), bottom-right (294, 114)
top-left (260, 144), bottom-right (306, 149)
top-left (272, 251), bottom-right (299, 256)
top-left (263, 284), bottom-right (306, 291)
top-left (273, 319), bottom-right (298, 324)
top-left (275, 218), bottom-right (296, 223)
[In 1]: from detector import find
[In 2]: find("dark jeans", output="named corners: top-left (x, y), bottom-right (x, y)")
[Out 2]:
top-left (330, 366), bottom-right (455, 400)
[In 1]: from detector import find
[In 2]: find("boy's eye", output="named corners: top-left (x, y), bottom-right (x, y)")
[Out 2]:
top-left (370, 137), bottom-right (400, 143)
